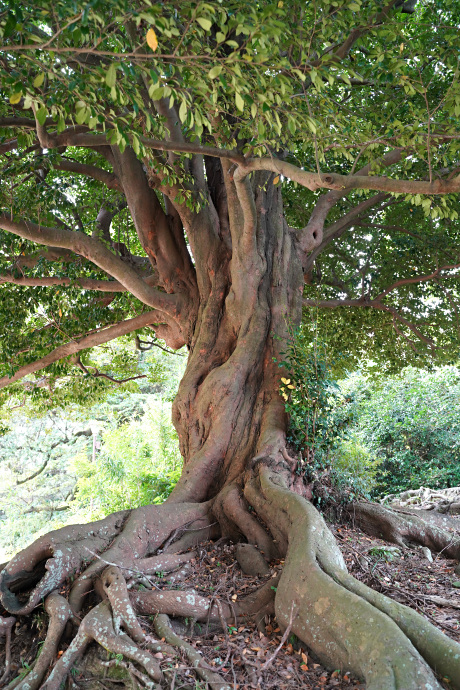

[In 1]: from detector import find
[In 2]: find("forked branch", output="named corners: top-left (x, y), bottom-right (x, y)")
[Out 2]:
top-left (0, 215), bottom-right (177, 313)
top-left (0, 311), bottom-right (159, 390)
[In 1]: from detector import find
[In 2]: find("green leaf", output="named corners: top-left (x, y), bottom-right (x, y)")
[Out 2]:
top-left (208, 65), bottom-right (223, 80)
top-left (75, 107), bottom-right (87, 125)
top-left (105, 64), bottom-right (117, 88)
top-left (196, 17), bottom-right (212, 31)
top-left (132, 135), bottom-right (140, 156)
top-left (36, 107), bottom-right (47, 126)
top-left (33, 73), bottom-right (45, 89)
top-left (235, 92), bottom-right (244, 112)
top-left (179, 99), bottom-right (187, 123)
top-left (306, 117), bottom-right (317, 134)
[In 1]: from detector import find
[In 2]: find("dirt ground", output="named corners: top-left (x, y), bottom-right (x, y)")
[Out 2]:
top-left (1, 517), bottom-right (459, 690)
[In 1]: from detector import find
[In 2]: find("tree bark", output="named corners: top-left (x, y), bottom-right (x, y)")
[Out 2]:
top-left (1, 177), bottom-right (460, 690)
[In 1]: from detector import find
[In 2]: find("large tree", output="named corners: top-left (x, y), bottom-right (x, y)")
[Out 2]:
top-left (1, 1), bottom-right (460, 688)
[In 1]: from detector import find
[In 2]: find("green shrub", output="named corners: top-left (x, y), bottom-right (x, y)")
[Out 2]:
top-left (72, 398), bottom-right (182, 518)
top-left (330, 435), bottom-right (382, 498)
top-left (342, 366), bottom-right (460, 496)
top-left (277, 325), bottom-right (346, 460)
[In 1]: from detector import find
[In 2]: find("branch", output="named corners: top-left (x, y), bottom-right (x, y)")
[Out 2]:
top-left (320, 0), bottom-right (399, 63)
top-left (26, 126), bottom-right (246, 164)
top-left (0, 116), bottom-right (44, 129)
top-left (54, 159), bottom-right (121, 190)
top-left (298, 149), bottom-right (404, 257)
top-left (0, 311), bottom-right (160, 390)
top-left (0, 273), bottom-right (127, 292)
top-left (374, 264), bottom-right (460, 300)
top-left (134, 335), bottom-right (184, 356)
top-left (303, 193), bottom-right (389, 273)
top-left (241, 157), bottom-right (460, 195)
top-left (15, 126), bottom-right (460, 196)
top-left (303, 297), bottom-right (434, 346)
top-left (73, 355), bottom-right (147, 384)
top-left (16, 455), bottom-right (51, 485)
top-left (0, 215), bottom-right (177, 313)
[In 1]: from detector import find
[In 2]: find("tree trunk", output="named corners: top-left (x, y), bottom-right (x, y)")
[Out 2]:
top-left (1, 180), bottom-right (460, 690)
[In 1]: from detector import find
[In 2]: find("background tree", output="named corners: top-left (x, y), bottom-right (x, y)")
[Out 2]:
top-left (1, 1), bottom-right (460, 688)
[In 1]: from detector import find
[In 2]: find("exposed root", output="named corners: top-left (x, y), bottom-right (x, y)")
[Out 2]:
top-left (214, 483), bottom-right (278, 560)
top-left (154, 613), bottom-right (231, 690)
top-left (0, 614), bottom-right (15, 684)
top-left (160, 515), bottom-right (218, 555)
top-left (245, 462), bottom-right (460, 690)
top-left (0, 502), bottom-right (210, 616)
top-left (132, 588), bottom-right (232, 621)
top-left (6, 592), bottom-right (75, 690)
top-left (101, 658), bottom-right (157, 689)
top-left (334, 567), bottom-right (460, 688)
top-left (132, 576), bottom-right (278, 633)
top-left (351, 501), bottom-right (460, 558)
top-left (131, 551), bottom-right (196, 576)
top-left (3, 462), bottom-right (459, 690)
top-left (102, 565), bottom-right (149, 643)
top-left (0, 511), bottom-right (130, 615)
top-left (41, 598), bottom-right (162, 690)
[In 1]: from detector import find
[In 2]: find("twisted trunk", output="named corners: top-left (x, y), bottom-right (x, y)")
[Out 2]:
top-left (1, 179), bottom-right (460, 689)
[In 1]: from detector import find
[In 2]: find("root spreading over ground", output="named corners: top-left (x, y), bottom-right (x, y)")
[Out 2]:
top-left (1, 465), bottom-right (460, 690)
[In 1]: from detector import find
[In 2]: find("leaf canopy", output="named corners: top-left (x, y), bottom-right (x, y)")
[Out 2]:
top-left (0, 0), bottom-right (459, 411)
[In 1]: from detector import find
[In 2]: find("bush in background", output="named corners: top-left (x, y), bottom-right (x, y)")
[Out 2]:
top-left (341, 366), bottom-right (460, 496)
top-left (72, 399), bottom-right (182, 519)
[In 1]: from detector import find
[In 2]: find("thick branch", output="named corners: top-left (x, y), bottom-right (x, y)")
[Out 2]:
top-left (54, 159), bottom-right (121, 190)
top-left (0, 273), bottom-right (126, 292)
top-left (16, 126), bottom-right (460, 196)
top-left (303, 193), bottom-right (390, 273)
top-left (298, 149), bottom-right (404, 257)
top-left (0, 311), bottom-right (159, 390)
top-left (242, 158), bottom-right (460, 195)
top-left (0, 215), bottom-right (177, 313)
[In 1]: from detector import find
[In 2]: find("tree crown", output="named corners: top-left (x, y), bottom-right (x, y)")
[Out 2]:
top-left (1, 0), bottom-right (460, 413)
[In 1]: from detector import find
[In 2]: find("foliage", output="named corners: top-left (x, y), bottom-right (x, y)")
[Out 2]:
top-left (342, 366), bottom-right (460, 496)
top-left (0, 411), bottom-right (89, 559)
top-left (330, 434), bottom-right (382, 498)
top-left (279, 326), bottom-right (382, 498)
top-left (367, 546), bottom-right (401, 562)
top-left (0, 346), bottom-right (185, 559)
top-left (72, 398), bottom-right (182, 519)
top-left (278, 325), bottom-right (346, 459)
top-left (0, 0), bottom-right (459, 413)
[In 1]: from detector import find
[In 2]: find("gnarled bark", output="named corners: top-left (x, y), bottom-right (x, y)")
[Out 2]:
top-left (350, 501), bottom-right (460, 559)
top-left (1, 166), bottom-right (460, 690)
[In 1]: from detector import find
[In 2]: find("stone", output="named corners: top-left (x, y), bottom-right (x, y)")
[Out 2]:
top-left (420, 546), bottom-right (433, 562)
top-left (235, 543), bottom-right (270, 576)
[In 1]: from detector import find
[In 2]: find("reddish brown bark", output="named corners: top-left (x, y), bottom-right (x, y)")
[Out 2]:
top-left (1, 160), bottom-right (460, 690)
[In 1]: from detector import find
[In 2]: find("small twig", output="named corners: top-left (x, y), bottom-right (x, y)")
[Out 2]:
top-left (75, 355), bottom-right (146, 384)
top-left (261, 602), bottom-right (296, 671)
